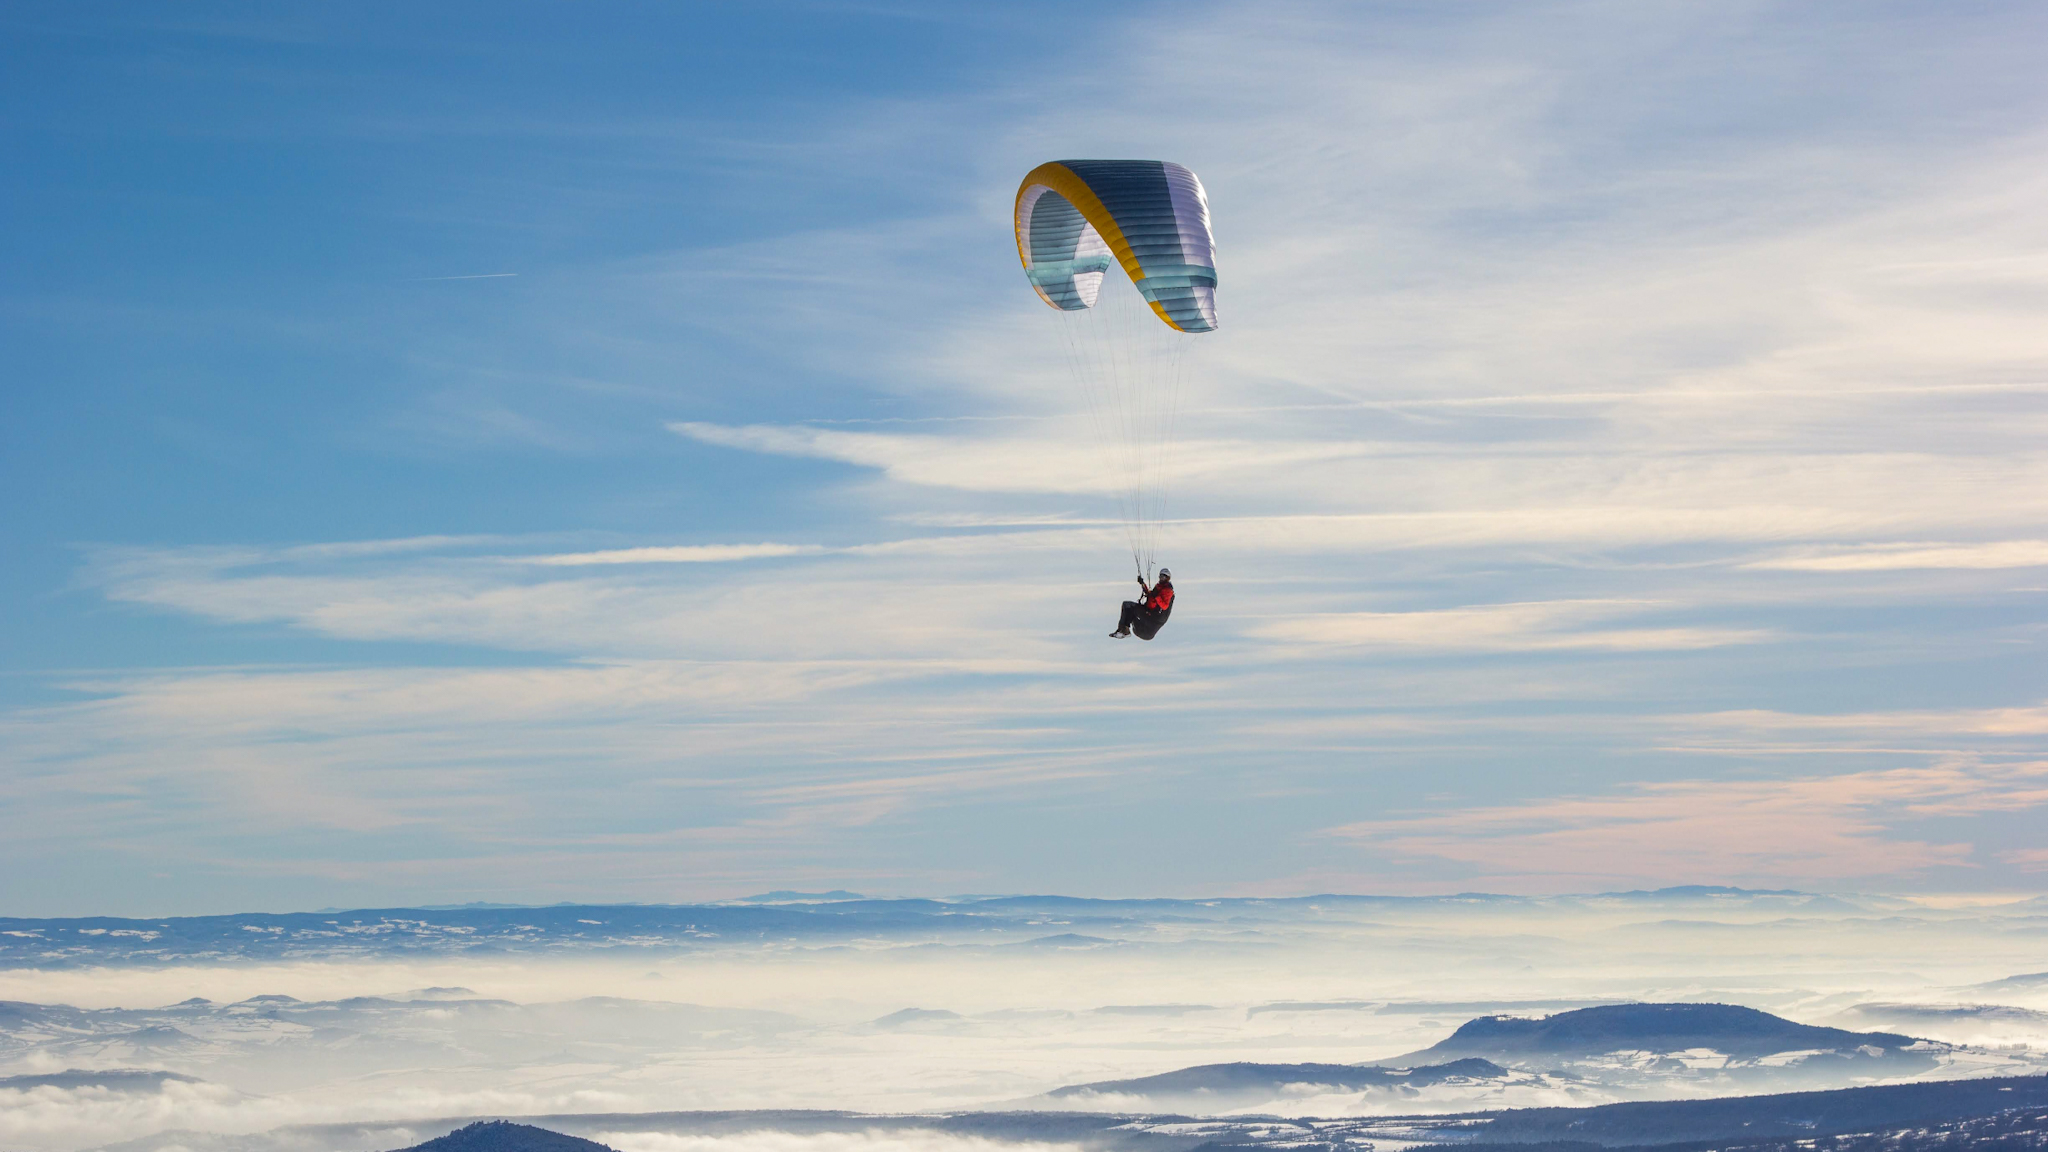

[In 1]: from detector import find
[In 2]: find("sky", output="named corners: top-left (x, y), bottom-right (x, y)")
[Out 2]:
top-left (5, 0), bottom-right (2048, 916)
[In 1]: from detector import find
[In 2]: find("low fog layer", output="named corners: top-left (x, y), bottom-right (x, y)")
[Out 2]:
top-left (3, 891), bottom-right (2048, 1152)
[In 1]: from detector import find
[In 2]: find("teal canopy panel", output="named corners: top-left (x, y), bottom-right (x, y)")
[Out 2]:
top-left (1014, 160), bottom-right (1219, 333)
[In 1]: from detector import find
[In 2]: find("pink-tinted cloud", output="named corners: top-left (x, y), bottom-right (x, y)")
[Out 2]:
top-left (1325, 758), bottom-right (2048, 886)
top-left (2001, 846), bottom-right (2048, 871)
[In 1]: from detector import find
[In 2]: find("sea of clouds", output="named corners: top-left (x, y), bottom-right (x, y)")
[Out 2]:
top-left (3, 892), bottom-right (2047, 1152)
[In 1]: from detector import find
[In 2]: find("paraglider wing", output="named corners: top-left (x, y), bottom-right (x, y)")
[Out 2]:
top-left (1015, 160), bottom-right (1218, 333)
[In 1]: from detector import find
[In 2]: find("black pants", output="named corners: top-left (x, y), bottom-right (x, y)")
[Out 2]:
top-left (1117, 601), bottom-right (1165, 638)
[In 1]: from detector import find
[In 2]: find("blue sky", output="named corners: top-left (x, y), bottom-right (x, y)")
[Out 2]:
top-left (6, 0), bottom-right (2048, 916)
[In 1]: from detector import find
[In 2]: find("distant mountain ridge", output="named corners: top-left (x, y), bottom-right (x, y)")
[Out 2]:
top-left (1030, 1003), bottom-right (1947, 1113)
top-left (1048, 1057), bottom-right (1508, 1101)
top-left (0, 888), bottom-right (1888, 967)
top-left (398, 1122), bottom-right (614, 1152)
top-left (1384, 1002), bottom-right (1923, 1063)
top-left (0, 1068), bottom-right (201, 1092)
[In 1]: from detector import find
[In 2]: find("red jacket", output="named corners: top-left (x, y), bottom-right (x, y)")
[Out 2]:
top-left (1145, 582), bottom-right (1174, 613)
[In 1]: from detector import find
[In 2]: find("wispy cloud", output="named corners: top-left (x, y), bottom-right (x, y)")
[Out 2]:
top-left (1326, 758), bottom-right (2048, 886)
top-left (1747, 541), bottom-right (2048, 571)
top-left (2003, 846), bottom-right (2048, 870)
top-left (668, 421), bottom-right (1380, 496)
top-left (1686, 703), bottom-right (2048, 739)
top-left (1246, 600), bottom-right (1770, 652)
top-left (530, 543), bottom-right (831, 565)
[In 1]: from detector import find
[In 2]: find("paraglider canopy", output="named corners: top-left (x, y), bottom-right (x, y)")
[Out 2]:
top-left (1015, 160), bottom-right (1218, 333)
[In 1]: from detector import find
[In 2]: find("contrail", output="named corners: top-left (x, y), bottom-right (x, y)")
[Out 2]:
top-left (404, 272), bottom-right (519, 281)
